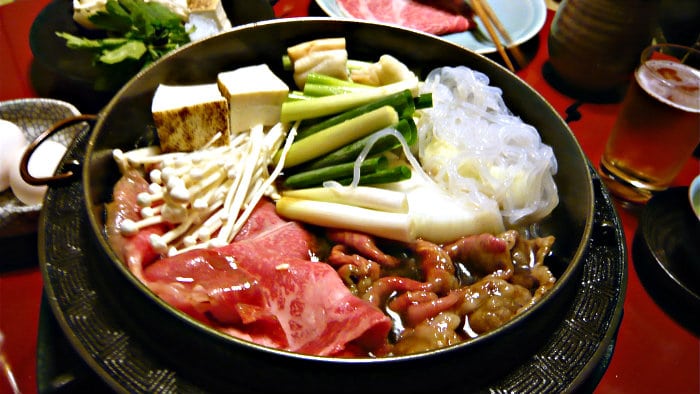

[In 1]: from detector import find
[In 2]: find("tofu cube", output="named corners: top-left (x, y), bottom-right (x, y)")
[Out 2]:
top-left (151, 83), bottom-right (230, 152)
top-left (217, 64), bottom-right (289, 133)
top-left (186, 0), bottom-right (232, 41)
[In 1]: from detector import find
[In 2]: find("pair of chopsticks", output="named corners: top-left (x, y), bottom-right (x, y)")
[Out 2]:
top-left (470, 0), bottom-right (527, 72)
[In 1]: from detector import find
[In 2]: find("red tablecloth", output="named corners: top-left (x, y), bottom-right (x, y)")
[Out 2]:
top-left (1, 0), bottom-right (698, 393)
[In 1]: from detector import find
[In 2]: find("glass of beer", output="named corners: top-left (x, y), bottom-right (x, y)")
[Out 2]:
top-left (600, 43), bottom-right (700, 205)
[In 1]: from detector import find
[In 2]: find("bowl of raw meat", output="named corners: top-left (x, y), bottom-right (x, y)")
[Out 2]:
top-left (74, 17), bottom-right (594, 392)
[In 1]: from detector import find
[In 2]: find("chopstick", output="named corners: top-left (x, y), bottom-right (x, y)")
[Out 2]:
top-left (470, 0), bottom-right (526, 72)
top-left (478, 0), bottom-right (528, 68)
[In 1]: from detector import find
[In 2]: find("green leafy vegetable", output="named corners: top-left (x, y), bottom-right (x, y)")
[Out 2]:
top-left (100, 40), bottom-right (147, 63)
top-left (336, 165), bottom-right (412, 186)
top-left (56, 0), bottom-right (191, 90)
top-left (283, 156), bottom-right (388, 189)
top-left (280, 78), bottom-right (419, 122)
top-left (274, 105), bottom-right (400, 168)
top-left (303, 117), bottom-right (417, 170)
top-left (295, 90), bottom-right (416, 141)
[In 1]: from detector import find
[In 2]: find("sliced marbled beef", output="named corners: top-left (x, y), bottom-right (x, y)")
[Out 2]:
top-left (141, 200), bottom-right (392, 356)
top-left (106, 169), bottom-right (168, 281)
top-left (337, 0), bottom-right (473, 35)
top-left (231, 198), bottom-right (289, 242)
top-left (144, 248), bottom-right (290, 348)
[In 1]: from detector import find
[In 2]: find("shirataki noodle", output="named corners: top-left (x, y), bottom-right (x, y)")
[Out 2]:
top-left (417, 66), bottom-right (559, 225)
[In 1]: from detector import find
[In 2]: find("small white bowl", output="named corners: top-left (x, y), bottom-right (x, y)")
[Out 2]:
top-left (690, 174), bottom-right (700, 221)
top-left (0, 98), bottom-right (82, 237)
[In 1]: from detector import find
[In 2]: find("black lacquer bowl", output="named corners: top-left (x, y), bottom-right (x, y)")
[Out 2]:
top-left (39, 18), bottom-right (615, 393)
top-left (633, 187), bottom-right (700, 335)
top-left (28, 0), bottom-right (275, 113)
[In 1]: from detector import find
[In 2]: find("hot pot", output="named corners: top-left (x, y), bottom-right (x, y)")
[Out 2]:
top-left (37, 18), bottom-right (596, 393)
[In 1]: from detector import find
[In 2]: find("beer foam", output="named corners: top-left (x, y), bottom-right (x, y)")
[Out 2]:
top-left (637, 59), bottom-right (700, 113)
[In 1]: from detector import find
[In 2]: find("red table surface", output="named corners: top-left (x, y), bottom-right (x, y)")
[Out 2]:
top-left (1, 0), bottom-right (698, 393)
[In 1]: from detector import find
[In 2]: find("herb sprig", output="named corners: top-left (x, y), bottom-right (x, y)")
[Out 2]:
top-left (56, 0), bottom-right (191, 90)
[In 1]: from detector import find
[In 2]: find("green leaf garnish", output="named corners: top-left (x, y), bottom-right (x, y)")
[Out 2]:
top-left (99, 40), bottom-right (147, 64)
top-left (55, 0), bottom-right (191, 90)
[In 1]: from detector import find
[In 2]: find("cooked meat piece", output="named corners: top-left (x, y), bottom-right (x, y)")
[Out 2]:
top-left (412, 239), bottom-right (459, 294)
top-left (392, 311), bottom-right (463, 355)
top-left (459, 276), bottom-right (533, 334)
top-left (327, 229), bottom-right (402, 267)
top-left (444, 231), bottom-right (515, 279)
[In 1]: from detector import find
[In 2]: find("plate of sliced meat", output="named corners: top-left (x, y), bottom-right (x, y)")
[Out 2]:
top-left (315, 0), bottom-right (547, 53)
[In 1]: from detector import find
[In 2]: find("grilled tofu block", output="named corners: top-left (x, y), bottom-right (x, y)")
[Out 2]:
top-left (152, 83), bottom-right (230, 152)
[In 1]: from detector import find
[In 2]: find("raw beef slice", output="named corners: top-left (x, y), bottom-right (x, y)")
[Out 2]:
top-left (338, 0), bottom-right (473, 35)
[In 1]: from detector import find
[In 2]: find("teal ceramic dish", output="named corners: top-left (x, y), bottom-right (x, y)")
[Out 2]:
top-left (689, 174), bottom-right (700, 220)
top-left (314, 0), bottom-right (546, 54)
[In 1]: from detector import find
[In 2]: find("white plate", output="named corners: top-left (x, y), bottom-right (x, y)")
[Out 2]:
top-left (315, 0), bottom-right (547, 54)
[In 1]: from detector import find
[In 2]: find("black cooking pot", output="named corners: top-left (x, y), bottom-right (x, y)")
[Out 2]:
top-left (33, 18), bottom-right (595, 393)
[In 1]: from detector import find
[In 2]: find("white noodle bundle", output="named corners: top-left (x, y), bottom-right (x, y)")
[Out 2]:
top-left (417, 66), bottom-right (558, 225)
